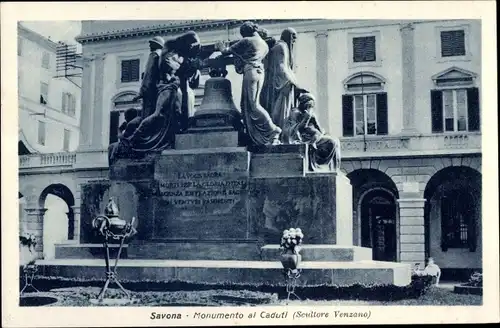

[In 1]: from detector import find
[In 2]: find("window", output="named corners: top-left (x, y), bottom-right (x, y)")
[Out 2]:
top-left (342, 73), bottom-right (388, 137)
top-left (110, 92), bottom-right (142, 144)
top-left (440, 30), bottom-right (466, 57)
top-left (42, 52), bottom-right (51, 69)
top-left (431, 88), bottom-right (480, 132)
top-left (121, 59), bottom-right (140, 83)
top-left (63, 129), bottom-right (71, 151)
top-left (441, 191), bottom-right (476, 251)
top-left (18, 38), bottom-right (23, 56)
top-left (353, 36), bottom-right (376, 63)
top-left (62, 92), bottom-right (76, 116)
top-left (40, 82), bottom-right (49, 105)
top-left (37, 121), bottom-right (46, 145)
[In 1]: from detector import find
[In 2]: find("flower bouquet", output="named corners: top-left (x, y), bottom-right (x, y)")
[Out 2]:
top-left (280, 228), bottom-right (304, 270)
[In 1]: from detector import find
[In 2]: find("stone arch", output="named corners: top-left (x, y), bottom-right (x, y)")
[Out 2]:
top-left (38, 183), bottom-right (76, 259)
top-left (423, 166), bottom-right (482, 273)
top-left (347, 168), bottom-right (399, 247)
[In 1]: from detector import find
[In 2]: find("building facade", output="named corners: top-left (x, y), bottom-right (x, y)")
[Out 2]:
top-left (18, 23), bottom-right (82, 154)
top-left (19, 19), bottom-right (482, 277)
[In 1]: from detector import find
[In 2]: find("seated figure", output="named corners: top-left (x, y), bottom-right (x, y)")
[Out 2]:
top-left (282, 93), bottom-right (341, 171)
top-left (423, 257), bottom-right (441, 286)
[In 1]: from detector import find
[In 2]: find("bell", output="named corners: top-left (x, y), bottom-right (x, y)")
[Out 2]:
top-left (190, 77), bottom-right (242, 131)
top-left (196, 77), bottom-right (239, 116)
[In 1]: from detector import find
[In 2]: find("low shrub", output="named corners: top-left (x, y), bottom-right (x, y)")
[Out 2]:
top-left (23, 274), bottom-right (433, 302)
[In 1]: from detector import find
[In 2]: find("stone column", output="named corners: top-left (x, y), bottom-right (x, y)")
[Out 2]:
top-left (78, 56), bottom-right (94, 150)
top-left (71, 206), bottom-right (81, 243)
top-left (315, 31), bottom-right (330, 134)
top-left (91, 54), bottom-right (106, 149)
top-left (397, 198), bottom-right (426, 265)
top-left (400, 23), bottom-right (417, 134)
top-left (23, 208), bottom-right (47, 258)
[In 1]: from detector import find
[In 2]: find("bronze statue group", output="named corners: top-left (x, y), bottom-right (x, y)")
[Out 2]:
top-left (109, 21), bottom-right (340, 172)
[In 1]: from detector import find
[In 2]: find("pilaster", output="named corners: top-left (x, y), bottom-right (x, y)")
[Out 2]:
top-left (397, 198), bottom-right (426, 265)
top-left (91, 54), bottom-right (107, 149)
top-left (315, 31), bottom-right (330, 134)
top-left (78, 56), bottom-right (95, 150)
top-left (400, 23), bottom-right (417, 134)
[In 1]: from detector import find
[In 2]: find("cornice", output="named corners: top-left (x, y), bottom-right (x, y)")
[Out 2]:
top-left (75, 19), bottom-right (307, 45)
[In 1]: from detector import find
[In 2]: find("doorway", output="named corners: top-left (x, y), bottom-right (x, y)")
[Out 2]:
top-left (360, 189), bottom-right (397, 262)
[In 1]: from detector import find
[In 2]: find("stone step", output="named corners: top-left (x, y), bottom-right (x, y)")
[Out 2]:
top-left (35, 259), bottom-right (411, 287)
top-left (55, 243), bottom-right (129, 260)
top-left (261, 245), bottom-right (373, 262)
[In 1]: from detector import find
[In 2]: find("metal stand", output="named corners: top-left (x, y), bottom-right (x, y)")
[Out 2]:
top-left (284, 268), bottom-right (302, 303)
top-left (92, 215), bottom-right (136, 303)
top-left (21, 264), bottom-right (39, 295)
top-left (96, 234), bottom-right (130, 301)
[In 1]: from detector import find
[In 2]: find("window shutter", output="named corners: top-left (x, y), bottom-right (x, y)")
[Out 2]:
top-left (467, 87), bottom-right (480, 131)
top-left (353, 36), bottom-right (376, 62)
top-left (440, 30), bottom-right (466, 57)
top-left (342, 95), bottom-right (354, 136)
top-left (109, 111), bottom-right (120, 144)
top-left (70, 95), bottom-right (76, 116)
top-left (121, 61), bottom-right (130, 82)
top-left (62, 93), bottom-right (67, 113)
top-left (440, 196), bottom-right (450, 252)
top-left (376, 92), bottom-right (388, 135)
top-left (130, 59), bottom-right (140, 81)
top-left (431, 90), bottom-right (443, 133)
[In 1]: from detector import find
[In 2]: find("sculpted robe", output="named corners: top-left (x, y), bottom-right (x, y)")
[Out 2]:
top-left (139, 49), bottom-right (162, 118)
top-left (228, 36), bottom-right (281, 146)
top-left (259, 40), bottom-right (298, 130)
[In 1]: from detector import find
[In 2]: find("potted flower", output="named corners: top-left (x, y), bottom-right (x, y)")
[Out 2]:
top-left (280, 228), bottom-right (304, 270)
top-left (19, 233), bottom-right (38, 267)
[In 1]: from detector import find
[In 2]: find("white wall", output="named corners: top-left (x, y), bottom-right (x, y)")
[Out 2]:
top-left (18, 31), bottom-right (82, 153)
top-left (327, 24), bottom-right (404, 138)
top-left (413, 20), bottom-right (481, 134)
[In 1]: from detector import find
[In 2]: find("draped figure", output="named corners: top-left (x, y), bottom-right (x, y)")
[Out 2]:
top-left (218, 22), bottom-right (281, 146)
top-left (282, 93), bottom-right (341, 171)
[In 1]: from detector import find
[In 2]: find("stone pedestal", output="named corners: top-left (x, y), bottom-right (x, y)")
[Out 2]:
top-left (59, 134), bottom-right (411, 287)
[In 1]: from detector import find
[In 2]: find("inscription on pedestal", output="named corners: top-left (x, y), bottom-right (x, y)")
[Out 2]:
top-left (152, 150), bottom-right (250, 240)
top-left (158, 171), bottom-right (247, 217)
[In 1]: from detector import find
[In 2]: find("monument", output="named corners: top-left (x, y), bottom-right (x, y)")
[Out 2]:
top-left (52, 22), bottom-right (411, 287)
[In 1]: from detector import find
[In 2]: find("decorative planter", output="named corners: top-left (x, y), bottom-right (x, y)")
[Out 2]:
top-left (280, 250), bottom-right (302, 270)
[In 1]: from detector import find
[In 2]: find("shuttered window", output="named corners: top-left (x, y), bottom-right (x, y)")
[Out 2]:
top-left (40, 82), bottom-right (49, 105)
top-left (342, 93), bottom-right (388, 136)
top-left (121, 59), bottom-right (140, 83)
top-left (42, 52), bottom-right (51, 69)
top-left (353, 36), bottom-right (376, 63)
top-left (430, 88), bottom-right (480, 133)
top-left (440, 30), bottom-right (466, 57)
top-left (63, 129), bottom-right (71, 151)
top-left (38, 121), bottom-right (46, 145)
top-left (109, 111), bottom-right (121, 144)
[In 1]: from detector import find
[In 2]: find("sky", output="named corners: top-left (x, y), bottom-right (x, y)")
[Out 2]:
top-left (20, 21), bottom-right (82, 44)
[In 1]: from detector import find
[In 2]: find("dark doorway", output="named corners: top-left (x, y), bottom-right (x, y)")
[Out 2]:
top-left (360, 189), bottom-right (397, 262)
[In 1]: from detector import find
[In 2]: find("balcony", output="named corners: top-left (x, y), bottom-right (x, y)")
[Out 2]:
top-left (19, 153), bottom-right (77, 169)
top-left (340, 132), bottom-right (481, 159)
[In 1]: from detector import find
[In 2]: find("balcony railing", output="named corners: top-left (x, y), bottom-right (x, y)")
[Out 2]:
top-left (19, 152), bottom-right (76, 169)
top-left (18, 133), bottom-right (481, 170)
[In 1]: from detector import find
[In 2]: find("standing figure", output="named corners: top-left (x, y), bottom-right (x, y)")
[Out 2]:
top-left (217, 21), bottom-right (281, 146)
top-left (133, 36), bottom-right (165, 119)
top-left (260, 28), bottom-right (306, 131)
top-left (282, 93), bottom-right (341, 171)
top-left (168, 31), bottom-right (202, 131)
